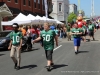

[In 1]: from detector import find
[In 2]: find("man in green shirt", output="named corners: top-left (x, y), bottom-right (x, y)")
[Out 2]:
top-left (33, 23), bottom-right (58, 71)
top-left (82, 24), bottom-right (87, 42)
top-left (8, 23), bottom-right (23, 70)
top-left (88, 21), bottom-right (96, 41)
top-left (66, 23), bottom-right (71, 41)
top-left (71, 23), bottom-right (83, 54)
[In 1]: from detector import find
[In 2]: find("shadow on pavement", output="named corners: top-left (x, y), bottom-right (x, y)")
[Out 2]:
top-left (86, 39), bottom-right (99, 42)
top-left (0, 49), bottom-right (9, 52)
top-left (22, 48), bottom-right (40, 53)
top-left (91, 40), bottom-right (99, 41)
top-left (52, 64), bottom-right (68, 70)
top-left (0, 54), bottom-right (5, 56)
top-left (20, 65), bottom-right (37, 70)
top-left (78, 51), bottom-right (89, 53)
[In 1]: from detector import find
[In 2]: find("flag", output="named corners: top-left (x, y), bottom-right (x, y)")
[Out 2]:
top-left (44, 0), bottom-right (48, 18)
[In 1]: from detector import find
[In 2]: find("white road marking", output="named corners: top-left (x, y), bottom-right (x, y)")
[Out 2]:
top-left (54, 45), bottom-right (62, 51)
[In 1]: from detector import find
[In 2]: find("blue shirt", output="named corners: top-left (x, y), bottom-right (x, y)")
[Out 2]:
top-left (50, 26), bottom-right (55, 30)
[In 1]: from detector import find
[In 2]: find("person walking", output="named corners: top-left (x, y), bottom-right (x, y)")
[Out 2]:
top-left (71, 23), bottom-right (83, 54)
top-left (88, 21), bottom-right (96, 41)
top-left (33, 23), bottom-right (58, 71)
top-left (66, 23), bottom-right (71, 41)
top-left (26, 25), bottom-right (32, 51)
top-left (8, 23), bottom-right (23, 70)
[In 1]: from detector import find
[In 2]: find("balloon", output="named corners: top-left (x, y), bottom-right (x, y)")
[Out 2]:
top-left (77, 21), bottom-right (83, 28)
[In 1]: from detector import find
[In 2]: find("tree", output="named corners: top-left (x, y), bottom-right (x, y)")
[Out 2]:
top-left (67, 12), bottom-right (77, 23)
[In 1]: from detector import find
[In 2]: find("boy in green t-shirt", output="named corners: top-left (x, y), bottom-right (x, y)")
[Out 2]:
top-left (8, 23), bottom-right (23, 70)
top-left (71, 23), bottom-right (83, 54)
top-left (33, 23), bottom-right (58, 71)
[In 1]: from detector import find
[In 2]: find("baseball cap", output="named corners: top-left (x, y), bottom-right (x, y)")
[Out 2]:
top-left (12, 23), bottom-right (19, 28)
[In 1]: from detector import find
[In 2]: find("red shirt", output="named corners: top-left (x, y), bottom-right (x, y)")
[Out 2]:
top-left (31, 28), bottom-right (36, 34)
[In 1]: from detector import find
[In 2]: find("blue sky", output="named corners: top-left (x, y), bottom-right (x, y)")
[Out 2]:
top-left (69, 0), bottom-right (100, 17)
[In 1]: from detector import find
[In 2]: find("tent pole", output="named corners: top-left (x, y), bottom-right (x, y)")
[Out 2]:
top-left (0, 16), bottom-right (3, 32)
top-left (31, 21), bottom-right (32, 28)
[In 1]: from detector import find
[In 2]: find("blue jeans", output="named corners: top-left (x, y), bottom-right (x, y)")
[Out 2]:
top-left (60, 32), bottom-right (63, 38)
top-left (32, 34), bottom-right (36, 40)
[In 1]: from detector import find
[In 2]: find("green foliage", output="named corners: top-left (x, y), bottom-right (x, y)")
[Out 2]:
top-left (67, 12), bottom-right (77, 23)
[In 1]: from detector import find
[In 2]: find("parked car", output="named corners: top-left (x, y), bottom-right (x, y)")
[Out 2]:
top-left (0, 31), bottom-right (11, 50)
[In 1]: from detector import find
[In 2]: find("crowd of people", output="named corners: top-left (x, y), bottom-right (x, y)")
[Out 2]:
top-left (7, 20), bottom-right (99, 71)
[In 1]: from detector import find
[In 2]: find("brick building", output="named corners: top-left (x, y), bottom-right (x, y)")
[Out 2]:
top-left (0, 0), bottom-right (52, 21)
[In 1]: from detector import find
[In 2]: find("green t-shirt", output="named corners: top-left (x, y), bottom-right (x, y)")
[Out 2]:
top-left (40, 30), bottom-right (56, 50)
top-left (82, 25), bottom-right (87, 30)
top-left (54, 29), bottom-right (58, 35)
top-left (10, 31), bottom-right (23, 45)
top-left (88, 24), bottom-right (95, 31)
top-left (71, 28), bottom-right (83, 38)
top-left (66, 25), bottom-right (71, 32)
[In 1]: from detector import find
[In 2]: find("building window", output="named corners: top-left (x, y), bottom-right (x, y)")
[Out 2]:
top-left (28, 0), bottom-right (31, 6)
top-left (8, 0), bottom-right (11, 1)
top-left (42, 0), bottom-right (45, 10)
top-left (34, 0), bottom-right (36, 8)
top-left (38, 0), bottom-right (40, 9)
top-left (15, 0), bottom-right (18, 3)
top-left (23, 0), bottom-right (26, 5)
top-left (59, 3), bottom-right (62, 12)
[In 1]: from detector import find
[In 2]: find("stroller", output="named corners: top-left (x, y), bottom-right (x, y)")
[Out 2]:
top-left (21, 36), bottom-right (32, 51)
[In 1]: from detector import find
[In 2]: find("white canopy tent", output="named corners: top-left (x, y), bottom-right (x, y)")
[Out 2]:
top-left (42, 16), bottom-right (56, 24)
top-left (2, 13), bottom-right (31, 25)
top-left (42, 16), bottom-right (49, 23)
top-left (54, 20), bottom-right (64, 24)
top-left (11, 13), bottom-right (31, 23)
top-left (27, 14), bottom-right (39, 24)
top-left (35, 15), bottom-right (44, 24)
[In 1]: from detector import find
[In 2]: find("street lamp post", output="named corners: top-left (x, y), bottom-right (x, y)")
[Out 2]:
top-left (78, 0), bottom-right (80, 10)
top-left (91, 0), bottom-right (95, 17)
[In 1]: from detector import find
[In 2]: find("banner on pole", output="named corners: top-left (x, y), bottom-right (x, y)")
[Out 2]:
top-left (44, 0), bottom-right (48, 18)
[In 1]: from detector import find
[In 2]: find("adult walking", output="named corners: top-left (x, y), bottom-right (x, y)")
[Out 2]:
top-left (8, 23), bottom-right (23, 70)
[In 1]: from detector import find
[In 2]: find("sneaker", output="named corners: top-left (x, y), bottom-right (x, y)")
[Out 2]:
top-left (77, 50), bottom-right (79, 53)
top-left (51, 63), bottom-right (54, 67)
top-left (88, 39), bottom-right (90, 42)
top-left (16, 66), bottom-right (20, 70)
top-left (93, 38), bottom-right (95, 41)
top-left (75, 52), bottom-right (78, 54)
top-left (45, 66), bottom-right (51, 71)
top-left (14, 63), bottom-right (17, 69)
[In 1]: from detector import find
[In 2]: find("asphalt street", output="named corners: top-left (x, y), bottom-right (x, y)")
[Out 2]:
top-left (0, 30), bottom-right (100, 75)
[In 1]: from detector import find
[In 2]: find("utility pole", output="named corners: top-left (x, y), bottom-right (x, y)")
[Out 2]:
top-left (78, 0), bottom-right (80, 10)
top-left (91, 0), bottom-right (95, 17)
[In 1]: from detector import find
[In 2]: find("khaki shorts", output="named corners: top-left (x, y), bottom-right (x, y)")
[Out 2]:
top-left (10, 45), bottom-right (21, 58)
top-left (67, 32), bottom-right (71, 37)
top-left (67, 32), bottom-right (71, 40)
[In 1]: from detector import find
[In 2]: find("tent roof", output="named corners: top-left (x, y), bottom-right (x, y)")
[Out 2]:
top-left (35, 15), bottom-right (43, 20)
top-left (11, 13), bottom-right (30, 21)
top-left (27, 14), bottom-right (36, 20)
